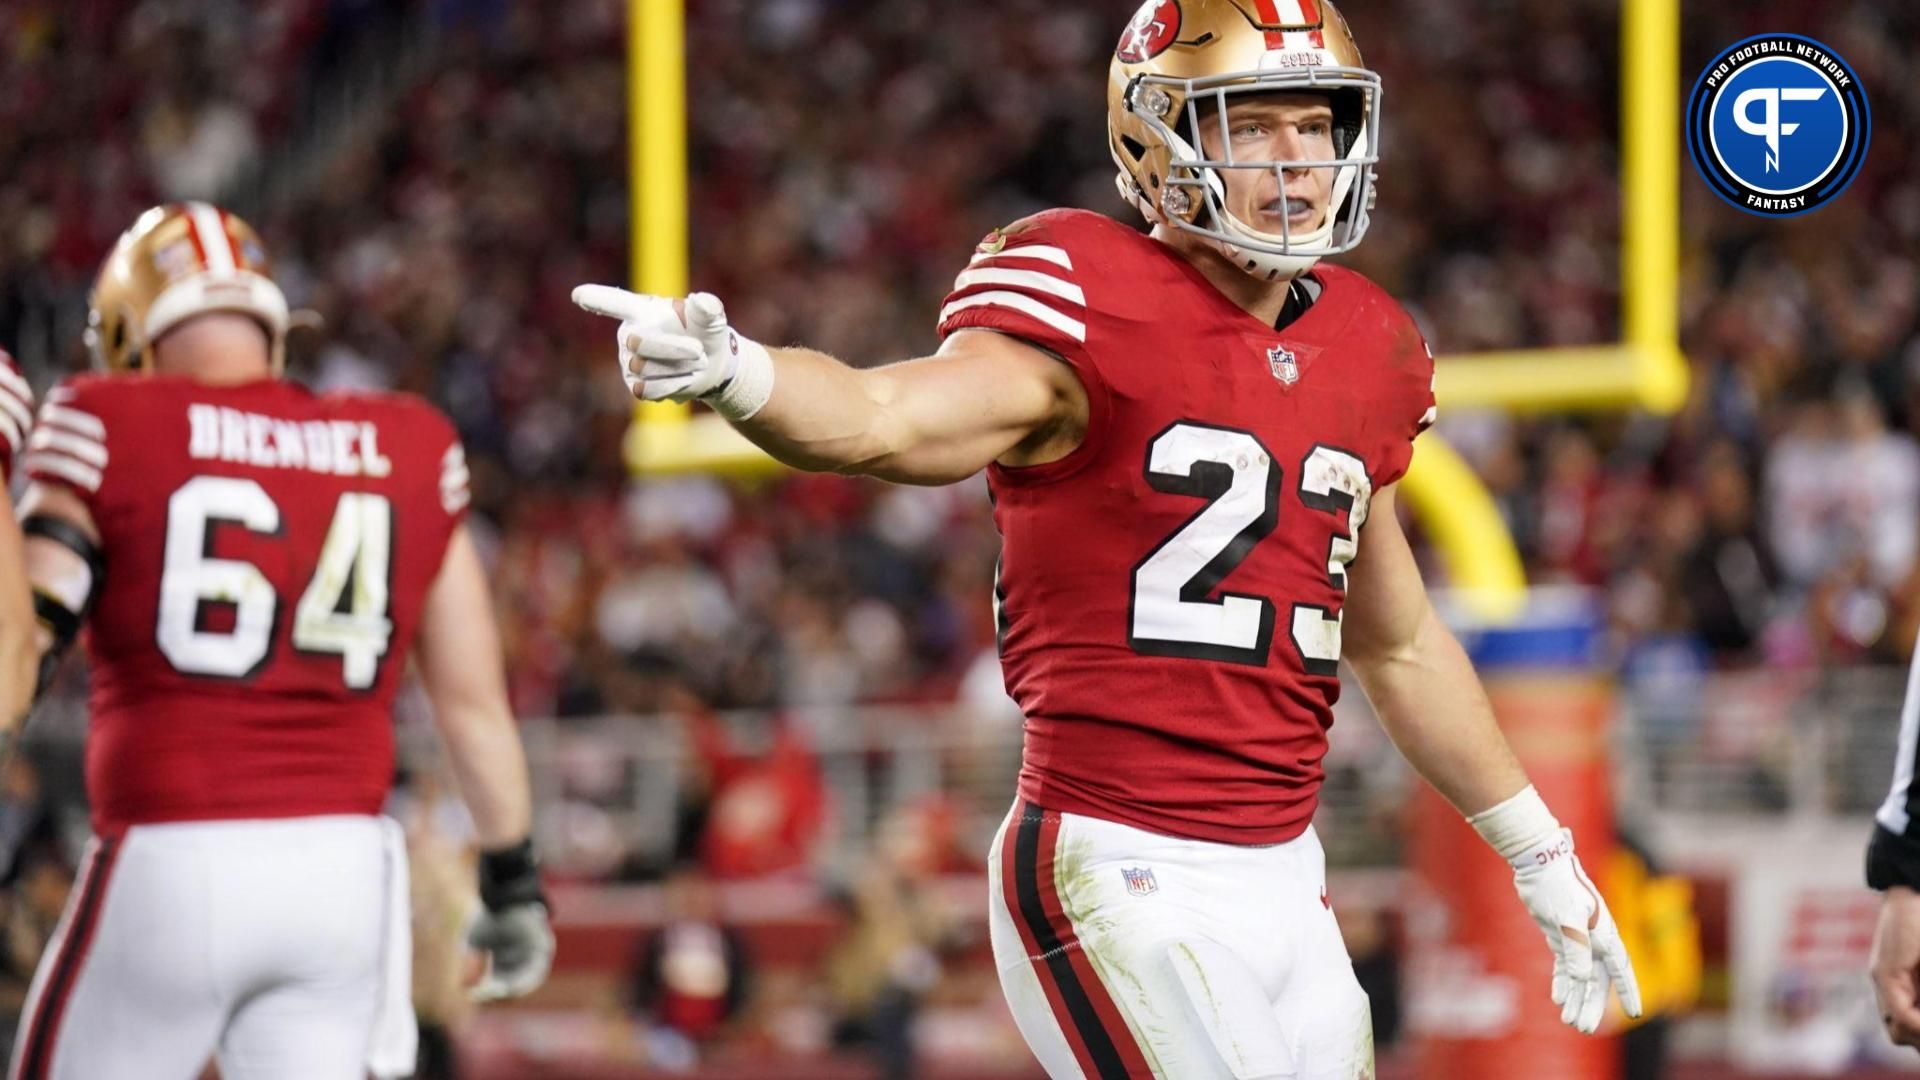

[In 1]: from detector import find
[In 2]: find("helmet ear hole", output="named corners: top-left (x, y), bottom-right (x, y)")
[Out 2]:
top-left (1329, 88), bottom-right (1365, 158)
top-left (1121, 135), bottom-right (1147, 161)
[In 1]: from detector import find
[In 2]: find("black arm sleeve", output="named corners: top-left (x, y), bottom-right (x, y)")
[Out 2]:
top-left (1869, 824), bottom-right (1920, 891)
top-left (1869, 650), bottom-right (1920, 890)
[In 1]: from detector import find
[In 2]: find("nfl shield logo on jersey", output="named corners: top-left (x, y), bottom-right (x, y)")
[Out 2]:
top-left (1268, 345), bottom-right (1299, 386)
top-left (1121, 866), bottom-right (1158, 896)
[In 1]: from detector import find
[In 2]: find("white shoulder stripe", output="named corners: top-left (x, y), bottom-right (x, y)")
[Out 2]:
top-left (0, 363), bottom-right (30, 401)
top-left (969, 244), bottom-right (1074, 270)
top-left (0, 411), bottom-right (20, 455)
top-left (29, 428), bottom-right (108, 468)
top-left (1419, 405), bottom-right (1437, 429)
top-left (940, 291), bottom-right (1087, 343)
top-left (952, 267), bottom-right (1085, 306)
top-left (441, 443), bottom-right (471, 514)
top-left (0, 385), bottom-right (31, 433)
top-left (39, 403), bottom-right (105, 441)
top-left (27, 451), bottom-right (103, 493)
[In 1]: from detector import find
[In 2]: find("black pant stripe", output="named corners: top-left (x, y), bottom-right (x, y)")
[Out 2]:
top-left (20, 837), bottom-right (119, 1080)
top-left (1012, 803), bottom-right (1133, 1080)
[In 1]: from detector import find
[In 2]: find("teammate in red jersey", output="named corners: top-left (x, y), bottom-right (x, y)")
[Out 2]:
top-left (9, 204), bottom-right (551, 1080)
top-left (577, 1), bottom-right (1640, 1076)
top-left (0, 348), bottom-right (35, 729)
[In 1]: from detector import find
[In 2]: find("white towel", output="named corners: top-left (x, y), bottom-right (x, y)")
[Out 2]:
top-left (366, 816), bottom-right (419, 1079)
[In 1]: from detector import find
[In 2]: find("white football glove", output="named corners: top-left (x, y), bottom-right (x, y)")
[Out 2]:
top-left (1510, 828), bottom-right (1642, 1033)
top-left (571, 285), bottom-right (773, 418)
top-left (1471, 788), bottom-right (1643, 1034)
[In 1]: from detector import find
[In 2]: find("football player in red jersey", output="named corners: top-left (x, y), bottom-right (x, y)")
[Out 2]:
top-left (8, 204), bottom-right (551, 1080)
top-left (0, 348), bottom-right (35, 729)
top-left (578, 1), bottom-right (1641, 1076)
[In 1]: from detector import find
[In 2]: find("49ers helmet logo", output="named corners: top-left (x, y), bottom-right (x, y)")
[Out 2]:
top-left (1117, 0), bottom-right (1181, 63)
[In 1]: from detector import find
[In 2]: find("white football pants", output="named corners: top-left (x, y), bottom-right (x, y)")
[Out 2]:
top-left (988, 801), bottom-right (1374, 1080)
top-left (8, 815), bottom-right (414, 1080)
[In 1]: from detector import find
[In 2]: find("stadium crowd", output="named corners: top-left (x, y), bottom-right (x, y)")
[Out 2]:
top-left (4, 0), bottom-right (1918, 726)
top-left (1, 0), bottom-right (1916, 1072)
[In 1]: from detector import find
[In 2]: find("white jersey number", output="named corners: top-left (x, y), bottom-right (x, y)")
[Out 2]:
top-left (1291, 445), bottom-right (1373, 675)
top-left (158, 477), bottom-right (282, 679)
top-left (291, 493), bottom-right (394, 688)
top-left (1130, 423), bottom-right (1282, 665)
top-left (1129, 423), bottom-right (1372, 670)
top-left (158, 479), bottom-right (394, 688)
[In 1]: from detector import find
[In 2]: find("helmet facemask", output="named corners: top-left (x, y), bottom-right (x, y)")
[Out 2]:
top-left (1126, 66), bottom-right (1381, 281)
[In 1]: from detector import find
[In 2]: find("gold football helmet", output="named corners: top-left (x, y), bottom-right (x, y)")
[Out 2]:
top-left (1108, 0), bottom-right (1380, 281)
top-left (86, 203), bottom-right (291, 374)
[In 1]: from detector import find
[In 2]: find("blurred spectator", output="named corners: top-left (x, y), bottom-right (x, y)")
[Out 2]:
top-left (0, 757), bottom-right (65, 1064)
top-left (822, 807), bottom-right (968, 1080)
top-left (629, 864), bottom-right (753, 1063)
top-left (1337, 904), bottom-right (1403, 1052)
top-left (692, 714), bottom-right (829, 880)
top-left (1680, 440), bottom-right (1775, 656)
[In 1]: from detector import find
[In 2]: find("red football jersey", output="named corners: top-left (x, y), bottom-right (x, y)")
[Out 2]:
top-left (940, 209), bottom-right (1435, 844)
top-left (0, 349), bottom-right (30, 484)
top-left (25, 375), bottom-right (471, 833)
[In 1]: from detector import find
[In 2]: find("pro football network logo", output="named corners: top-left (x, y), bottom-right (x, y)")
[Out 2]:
top-left (1685, 34), bottom-right (1869, 218)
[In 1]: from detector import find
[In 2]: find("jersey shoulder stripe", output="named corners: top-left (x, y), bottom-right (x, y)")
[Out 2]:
top-left (968, 244), bottom-right (1075, 270)
top-left (937, 212), bottom-right (1119, 355)
top-left (0, 359), bottom-right (33, 464)
top-left (39, 401), bottom-right (107, 442)
top-left (29, 428), bottom-right (108, 469)
top-left (26, 391), bottom-right (111, 494)
top-left (940, 291), bottom-right (1087, 343)
top-left (952, 266), bottom-right (1085, 306)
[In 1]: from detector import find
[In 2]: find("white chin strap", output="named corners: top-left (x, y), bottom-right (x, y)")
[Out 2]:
top-left (1214, 216), bottom-right (1329, 283)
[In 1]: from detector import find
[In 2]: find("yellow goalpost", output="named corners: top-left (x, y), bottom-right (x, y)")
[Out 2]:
top-left (619, 0), bottom-right (1688, 621)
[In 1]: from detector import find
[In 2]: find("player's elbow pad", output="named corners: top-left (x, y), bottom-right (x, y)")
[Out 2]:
top-left (22, 514), bottom-right (104, 702)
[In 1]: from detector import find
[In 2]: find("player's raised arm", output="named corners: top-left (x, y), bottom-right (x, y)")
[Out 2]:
top-left (572, 286), bottom-right (1086, 486)
top-left (413, 523), bottom-right (553, 1001)
top-left (1342, 483), bottom-right (1642, 1034)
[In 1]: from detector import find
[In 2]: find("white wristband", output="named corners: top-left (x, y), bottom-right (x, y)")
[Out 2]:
top-left (1467, 784), bottom-right (1562, 862)
top-left (706, 334), bottom-right (774, 421)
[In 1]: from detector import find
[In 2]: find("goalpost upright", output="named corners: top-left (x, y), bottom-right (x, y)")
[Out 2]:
top-left (618, 0), bottom-right (1688, 620)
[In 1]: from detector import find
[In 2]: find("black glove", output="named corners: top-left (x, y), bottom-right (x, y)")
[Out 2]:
top-left (469, 838), bottom-right (554, 1001)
